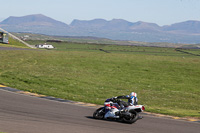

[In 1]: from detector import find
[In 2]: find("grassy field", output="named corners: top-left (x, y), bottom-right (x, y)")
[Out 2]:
top-left (13, 32), bottom-right (188, 47)
top-left (0, 40), bottom-right (200, 118)
top-left (0, 37), bottom-right (29, 48)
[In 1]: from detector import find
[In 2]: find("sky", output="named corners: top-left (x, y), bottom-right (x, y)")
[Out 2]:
top-left (1, 0), bottom-right (200, 26)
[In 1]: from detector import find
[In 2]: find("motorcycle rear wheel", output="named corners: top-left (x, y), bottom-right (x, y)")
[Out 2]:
top-left (93, 107), bottom-right (105, 119)
top-left (123, 110), bottom-right (139, 124)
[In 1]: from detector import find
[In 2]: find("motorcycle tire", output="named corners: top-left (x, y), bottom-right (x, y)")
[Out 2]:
top-left (122, 110), bottom-right (139, 124)
top-left (93, 107), bottom-right (105, 119)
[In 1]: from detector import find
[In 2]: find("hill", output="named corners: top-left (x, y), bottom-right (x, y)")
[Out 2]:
top-left (1, 14), bottom-right (200, 44)
top-left (162, 20), bottom-right (200, 34)
top-left (0, 14), bottom-right (70, 35)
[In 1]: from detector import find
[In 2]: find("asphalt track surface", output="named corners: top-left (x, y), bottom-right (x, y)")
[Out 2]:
top-left (0, 89), bottom-right (199, 133)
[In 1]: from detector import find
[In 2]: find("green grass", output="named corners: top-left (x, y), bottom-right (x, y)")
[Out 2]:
top-left (0, 43), bottom-right (200, 118)
top-left (1, 39), bottom-right (200, 118)
top-left (180, 49), bottom-right (200, 55)
top-left (0, 37), bottom-right (29, 48)
top-left (26, 40), bottom-right (192, 56)
top-left (13, 32), bottom-right (187, 47)
top-left (9, 37), bottom-right (29, 48)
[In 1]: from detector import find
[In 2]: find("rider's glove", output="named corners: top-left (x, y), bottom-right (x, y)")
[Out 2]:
top-left (111, 97), bottom-right (117, 102)
top-left (111, 97), bottom-right (115, 101)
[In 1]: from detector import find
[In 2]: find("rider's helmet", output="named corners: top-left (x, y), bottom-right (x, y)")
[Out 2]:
top-left (129, 92), bottom-right (138, 105)
top-left (130, 92), bottom-right (137, 97)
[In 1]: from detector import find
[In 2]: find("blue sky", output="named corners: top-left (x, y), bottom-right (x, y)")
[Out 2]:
top-left (1, 0), bottom-right (200, 26)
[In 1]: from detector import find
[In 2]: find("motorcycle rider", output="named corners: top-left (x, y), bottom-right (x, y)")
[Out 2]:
top-left (104, 92), bottom-right (138, 113)
top-left (117, 92), bottom-right (138, 109)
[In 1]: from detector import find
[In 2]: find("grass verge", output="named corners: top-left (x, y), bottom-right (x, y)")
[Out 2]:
top-left (0, 37), bottom-right (30, 48)
top-left (0, 41), bottom-right (200, 118)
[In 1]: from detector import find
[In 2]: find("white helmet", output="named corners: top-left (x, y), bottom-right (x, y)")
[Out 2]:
top-left (130, 92), bottom-right (137, 97)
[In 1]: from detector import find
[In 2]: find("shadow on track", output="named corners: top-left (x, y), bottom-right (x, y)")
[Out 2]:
top-left (85, 116), bottom-right (135, 124)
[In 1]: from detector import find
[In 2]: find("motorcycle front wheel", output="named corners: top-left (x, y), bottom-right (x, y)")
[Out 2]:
top-left (93, 107), bottom-right (105, 119)
top-left (123, 110), bottom-right (139, 124)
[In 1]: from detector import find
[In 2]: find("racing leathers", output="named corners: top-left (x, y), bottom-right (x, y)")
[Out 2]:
top-left (117, 95), bottom-right (138, 108)
top-left (104, 95), bottom-right (138, 113)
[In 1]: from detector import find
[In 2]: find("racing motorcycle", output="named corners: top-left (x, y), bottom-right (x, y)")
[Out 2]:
top-left (93, 98), bottom-right (145, 124)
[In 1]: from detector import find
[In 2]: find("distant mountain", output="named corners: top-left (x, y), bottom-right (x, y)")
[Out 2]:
top-left (0, 14), bottom-right (70, 35)
top-left (71, 19), bottom-right (108, 28)
top-left (162, 20), bottom-right (200, 34)
top-left (101, 19), bottom-right (134, 31)
top-left (1, 14), bottom-right (200, 44)
top-left (129, 21), bottom-right (161, 32)
top-left (70, 19), bottom-right (159, 32)
top-left (68, 19), bottom-right (200, 43)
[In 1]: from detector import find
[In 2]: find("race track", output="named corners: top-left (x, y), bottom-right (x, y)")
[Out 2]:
top-left (0, 88), bottom-right (199, 133)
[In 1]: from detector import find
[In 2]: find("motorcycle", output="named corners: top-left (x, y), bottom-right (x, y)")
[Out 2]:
top-left (93, 98), bottom-right (145, 124)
